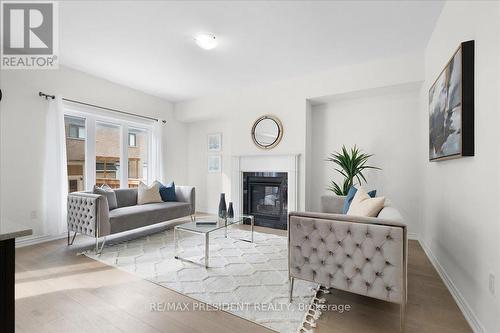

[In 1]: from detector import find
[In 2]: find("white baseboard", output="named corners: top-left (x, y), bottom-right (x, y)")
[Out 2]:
top-left (418, 239), bottom-right (486, 333)
top-left (15, 233), bottom-right (67, 248)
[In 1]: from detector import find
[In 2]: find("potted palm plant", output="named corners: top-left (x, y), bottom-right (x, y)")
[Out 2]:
top-left (326, 145), bottom-right (380, 196)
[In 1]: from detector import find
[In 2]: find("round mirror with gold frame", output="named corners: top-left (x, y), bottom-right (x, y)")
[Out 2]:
top-left (251, 115), bottom-right (283, 150)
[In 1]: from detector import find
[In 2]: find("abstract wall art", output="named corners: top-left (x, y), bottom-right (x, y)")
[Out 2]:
top-left (429, 40), bottom-right (474, 161)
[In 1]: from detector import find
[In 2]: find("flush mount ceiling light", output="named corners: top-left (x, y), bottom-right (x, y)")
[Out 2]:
top-left (194, 33), bottom-right (217, 50)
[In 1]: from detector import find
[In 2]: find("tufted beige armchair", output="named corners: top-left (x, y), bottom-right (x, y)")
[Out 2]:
top-left (288, 196), bottom-right (407, 331)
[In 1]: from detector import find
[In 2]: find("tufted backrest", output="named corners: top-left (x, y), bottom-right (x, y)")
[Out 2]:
top-left (289, 212), bottom-right (406, 304)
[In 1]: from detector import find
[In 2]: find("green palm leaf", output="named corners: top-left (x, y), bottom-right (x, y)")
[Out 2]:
top-left (325, 145), bottom-right (381, 196)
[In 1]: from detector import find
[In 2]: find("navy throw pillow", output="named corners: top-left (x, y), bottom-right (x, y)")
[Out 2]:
top-left (342, 186), bottom-right (376, 214)
top-left (159, 181), bottom-right (177, 202)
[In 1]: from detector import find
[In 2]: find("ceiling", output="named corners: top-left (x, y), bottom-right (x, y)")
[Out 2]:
top-left (60, 1), bottom-right (444, 102)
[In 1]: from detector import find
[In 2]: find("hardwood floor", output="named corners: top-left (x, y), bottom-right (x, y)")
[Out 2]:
top-left (14, 218), bottom-right (472, 333)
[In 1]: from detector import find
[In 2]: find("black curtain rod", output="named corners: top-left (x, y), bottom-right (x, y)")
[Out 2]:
top-left (63, 98), bottom-right (163, 123)
top-left (39, 92), bottom-right (55, 99)
top-left (38, 91), bottom-right (165, 123)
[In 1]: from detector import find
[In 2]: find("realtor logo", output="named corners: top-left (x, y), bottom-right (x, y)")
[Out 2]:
top-left (1, 1), bottom-right (58, 69)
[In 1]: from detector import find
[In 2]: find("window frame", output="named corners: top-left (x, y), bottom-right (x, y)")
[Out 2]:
top-left (128, 132), bottom-right (137, 147)
top-left (63, 103), bottom-right (154, 190)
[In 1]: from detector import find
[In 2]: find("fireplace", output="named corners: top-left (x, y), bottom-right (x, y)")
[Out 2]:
top-left (243, 172), bottom-right (288, 230)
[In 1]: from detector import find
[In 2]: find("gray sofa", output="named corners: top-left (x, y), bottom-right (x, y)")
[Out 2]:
top-left (289, 195), bottom-right (407, 331)
top-left (67, 186), bottom-right (195, 252)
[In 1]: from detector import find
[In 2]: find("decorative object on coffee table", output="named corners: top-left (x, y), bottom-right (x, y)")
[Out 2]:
top-left (429, 40), bottom-right (474, 161)
top-left (227, 202), bottom-right (234, 218)
top-left (218, 193), bottom-right (227, 219)
top-left (195, 221), bottom-right (217, 226)
top-left (326, 145), bottom-right (380, 196)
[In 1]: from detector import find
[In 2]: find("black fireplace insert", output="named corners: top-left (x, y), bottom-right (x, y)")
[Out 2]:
top-left (243, 172), bottom-right (288, 230)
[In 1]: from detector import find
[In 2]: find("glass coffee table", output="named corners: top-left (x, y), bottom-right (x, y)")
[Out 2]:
top-left (174, 215), bottom-right (254, 268)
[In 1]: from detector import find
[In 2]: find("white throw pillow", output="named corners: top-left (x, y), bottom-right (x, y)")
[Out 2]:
top-left (346, 186), bottom-right (385, 217)
top-left (137, 181), bottom-right (162, 205)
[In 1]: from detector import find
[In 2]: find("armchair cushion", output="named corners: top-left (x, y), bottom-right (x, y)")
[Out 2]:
top-left (347, 187), bottom-right (385, 217)
top-left (343, 186), bottom-right (376, 214)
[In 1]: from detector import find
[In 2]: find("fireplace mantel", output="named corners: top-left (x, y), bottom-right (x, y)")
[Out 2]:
top-left (230, 154), bottom-right (299, 217)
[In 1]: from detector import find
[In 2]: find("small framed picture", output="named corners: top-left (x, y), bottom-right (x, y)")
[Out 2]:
top-left (207, 133), bottom-right (222, 152)
top-left (208, 155), bottom-right (221, 173)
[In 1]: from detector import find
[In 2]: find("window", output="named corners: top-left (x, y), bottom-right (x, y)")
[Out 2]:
top-left (128, 132), bottom-right (137, 147)
top-left (128, 128), bottom-right (149, 188)
top-left (68, 124), bottom-right (85, 139)
top-left (96, 122), bottom-right (121, 189)
top-left (64, 116), bottom-right (86, 193)
top-left (63, 104), bottom-right (154, 191)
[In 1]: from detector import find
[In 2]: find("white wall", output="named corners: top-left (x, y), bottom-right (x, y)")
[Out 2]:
top-left (176, 53), bottom-right (424, 213)
top-left (0, 66), bottom-right (187, 238)
top-left (419, 1), bottom-right (500, 332)
top-left (310, 84), bottom-right (421, 234)
top-left (186, 119), bottom-right (233, 214)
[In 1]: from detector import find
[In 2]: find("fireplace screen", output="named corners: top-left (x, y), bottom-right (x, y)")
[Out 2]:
top-left (250, 184), bottom-right (282, 217)
top-left (243, 172), bottom-right (288, 230)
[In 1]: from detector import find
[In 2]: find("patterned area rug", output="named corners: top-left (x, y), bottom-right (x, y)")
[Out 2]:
top-left (85, 227), bottom-right (319, 333)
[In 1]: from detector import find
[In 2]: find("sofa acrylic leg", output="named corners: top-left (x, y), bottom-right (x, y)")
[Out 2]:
top-left (95, 237), bottom-right (106, 255)
top-left (67, 231), bottom-right (77, 246)
top-left (191, 214), bottom-right (196, 222)
top-left (289, 277), bottom-right (294, 303)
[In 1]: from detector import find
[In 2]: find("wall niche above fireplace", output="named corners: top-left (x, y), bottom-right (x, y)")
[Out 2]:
top-left (243, 172), bottom-right (288, 230)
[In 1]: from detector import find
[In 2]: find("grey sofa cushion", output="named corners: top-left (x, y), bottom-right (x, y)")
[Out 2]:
top-left (115, 188), bottom-right (138, 208)
top-left (109, 201), bottom-right (192, 234)
top-left (93, 185), bottom-right (118, 210)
